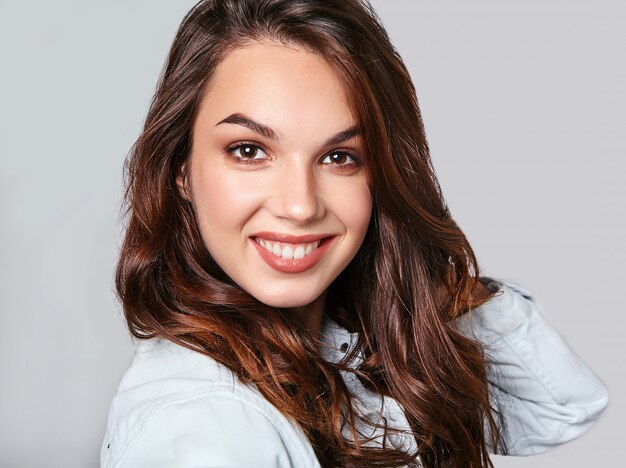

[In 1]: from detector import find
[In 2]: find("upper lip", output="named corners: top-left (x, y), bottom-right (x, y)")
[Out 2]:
top-left (250, 231), bottom-right (335, 243)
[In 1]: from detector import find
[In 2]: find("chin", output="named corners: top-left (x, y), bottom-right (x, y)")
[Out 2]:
top-left (247, 288), bottom-right (323, 310)
top-left (256, 295), bottom-right (318, 309)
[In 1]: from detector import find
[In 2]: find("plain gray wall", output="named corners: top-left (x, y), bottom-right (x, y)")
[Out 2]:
top-left (0, 1), bottom-right (622, 466)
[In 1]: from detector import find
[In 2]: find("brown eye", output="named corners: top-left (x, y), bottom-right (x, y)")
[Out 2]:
top-left (227, 143), bottom-right (268, 162)
top-left (321, 151), bottom-right (359, 167)
top-left (240, 144), bottom-right (258, 158)
top-left (329, 152), bottom-right (347, 164)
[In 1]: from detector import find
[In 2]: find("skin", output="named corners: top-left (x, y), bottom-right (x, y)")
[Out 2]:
top-left (178, 41), bottom-right (373, 337)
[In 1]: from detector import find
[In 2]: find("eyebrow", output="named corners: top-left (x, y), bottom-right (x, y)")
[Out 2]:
top-left (216, 113), bottom-right (360, 146)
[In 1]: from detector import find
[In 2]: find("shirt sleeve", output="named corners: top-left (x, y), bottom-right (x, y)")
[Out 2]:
top-left (454, 277), bottom-right (609, 456)
top-left (115, 392), bottom-right (296, 468)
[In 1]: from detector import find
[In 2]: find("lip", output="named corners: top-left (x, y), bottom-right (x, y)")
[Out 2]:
top-left (250, 231), bottom-right (334, 243)
top-left (250, 234), bottom-right (337, 274)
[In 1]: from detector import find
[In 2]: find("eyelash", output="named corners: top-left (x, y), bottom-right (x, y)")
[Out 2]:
top-left (224, 141), bottom-right (362, 169)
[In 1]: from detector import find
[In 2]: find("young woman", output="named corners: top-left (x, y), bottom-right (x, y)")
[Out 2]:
top-left (101, 0), bottom-right (609, 466)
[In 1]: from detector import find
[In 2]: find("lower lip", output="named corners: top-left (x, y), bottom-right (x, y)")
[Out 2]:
top-left (251, 237), bottom-right (335, 273)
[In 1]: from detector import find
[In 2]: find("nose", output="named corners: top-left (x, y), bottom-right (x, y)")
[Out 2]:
top-left (271, 162), bottom-right (325, 225)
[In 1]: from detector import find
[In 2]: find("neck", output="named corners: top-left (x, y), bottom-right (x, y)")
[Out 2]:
top-left (288, 291), bottom-right (328, 339)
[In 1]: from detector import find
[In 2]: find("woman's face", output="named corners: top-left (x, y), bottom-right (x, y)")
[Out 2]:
top-left (180, 41), bottom-right (372, 310)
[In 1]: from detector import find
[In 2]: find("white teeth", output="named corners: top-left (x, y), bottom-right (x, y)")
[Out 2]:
top-left (281, 245), bottom-right (294, 259)
top-left (272, 243), bottom-right (281, 256)
top-left (293, 246), bottom-right (305, 259)
top-left (256, 238), bottom-right (321, 259)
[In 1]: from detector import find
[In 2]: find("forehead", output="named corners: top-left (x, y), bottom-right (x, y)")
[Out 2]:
top-left (196, 41), bottom-right (358, 139)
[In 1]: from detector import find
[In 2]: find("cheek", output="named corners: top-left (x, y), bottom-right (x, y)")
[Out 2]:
top-left (330, 179), bottom-right (373, 238)
top-left (190, 164), bottom-right (261, 243)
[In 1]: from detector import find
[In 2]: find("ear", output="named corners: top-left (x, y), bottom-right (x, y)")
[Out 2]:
top-left (176, 163), bottom-right (192, 202)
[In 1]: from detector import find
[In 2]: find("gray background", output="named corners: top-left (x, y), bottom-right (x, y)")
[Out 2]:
top-left (0, 0), bottom-right (622, 466)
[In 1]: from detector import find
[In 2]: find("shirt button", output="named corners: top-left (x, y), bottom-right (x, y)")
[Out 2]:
top-left (340, 342), bottom-right (349, 352)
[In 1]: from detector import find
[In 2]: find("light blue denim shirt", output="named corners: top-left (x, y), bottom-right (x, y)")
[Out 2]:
top-left (100, 278), bottom-right (609, 467)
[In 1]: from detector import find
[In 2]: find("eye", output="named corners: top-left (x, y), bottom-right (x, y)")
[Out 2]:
top-left (227, 143), bottom-right (269, 161)
top-left (321, 151), bottom-right (360, 167)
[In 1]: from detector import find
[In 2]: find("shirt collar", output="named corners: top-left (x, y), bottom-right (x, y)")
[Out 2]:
top-left (319, 313), bottom-right (361, 364)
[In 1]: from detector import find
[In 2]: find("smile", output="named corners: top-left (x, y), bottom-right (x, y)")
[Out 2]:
top-left (254, 239), bottom-right (320, 259)
top-left (250, 233), bottom-right (336, 274)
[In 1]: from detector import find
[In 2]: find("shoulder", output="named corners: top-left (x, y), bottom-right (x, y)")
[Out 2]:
top-left (455, 277), bottom-right (609, 455)
top-left (453, 277), bottom-right (537, 345)
top-left (101, 338), bottom-right (319, 468)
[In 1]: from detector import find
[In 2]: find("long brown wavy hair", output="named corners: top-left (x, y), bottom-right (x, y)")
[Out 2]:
top-left (116, 0), bottom-right (507, 466)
